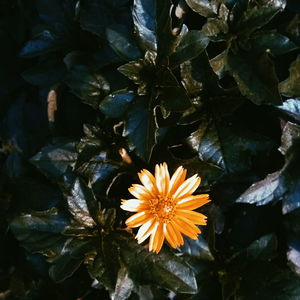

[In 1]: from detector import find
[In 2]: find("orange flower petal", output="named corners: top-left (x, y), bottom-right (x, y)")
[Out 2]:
top-left (176, 194), bottom-right (210, 210)
top-left (176, 210), bottom-right (207, 225)
top-left (168, 166), bottom-right (187, 195)
top-left (138, 169), bottom-right (158, 194)
top-left (173, 215), bottom-right (200, 239)
top-left (173, 175), bottom-right (201, 199)
top-left (125, 212), bottom-right (150, 227)
top-left (128, 184), bottom-right (153, 199)
top-left (136, 219), bottom-right (156, 243)
top-left (121, 199), bottom-right (146, 212)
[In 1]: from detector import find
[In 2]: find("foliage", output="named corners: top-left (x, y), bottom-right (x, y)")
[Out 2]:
top-left (1, 0), bottom-right (300, 299)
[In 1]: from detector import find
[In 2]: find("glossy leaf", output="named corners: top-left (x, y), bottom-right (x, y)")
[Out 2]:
top-left (185, 0), bottom-right (218, 17)
top-left (123, 97), bottom-right (156, 161)
top-left (30, 141), bottom-right (77, 181)
top-left (99, 91), bottom-right (135, 118)
top-left (169, 30), bottom-right (210, 67)
top-left (227, 50), bottom-right (282, 105)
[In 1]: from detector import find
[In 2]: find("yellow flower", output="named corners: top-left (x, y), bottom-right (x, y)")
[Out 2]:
top-left (121, 163), bottom-right (210, 253)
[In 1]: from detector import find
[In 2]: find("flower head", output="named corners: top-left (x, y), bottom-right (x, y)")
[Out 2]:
top-left (121, 163), bottom-right (210, 253)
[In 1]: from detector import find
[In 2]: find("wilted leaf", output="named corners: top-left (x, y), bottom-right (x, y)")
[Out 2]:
top-left (279, 122), bottom-right (300, 155)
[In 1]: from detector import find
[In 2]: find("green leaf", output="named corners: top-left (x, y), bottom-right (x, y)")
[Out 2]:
top-left (119, 237), bottom-right (198, 294)
top-left (227, 50), bottom-right (282, 105)
top-left (132, 0), bottom-right (157, 51)
top-left (246, 233), bottom-right (277, 261)
top-left (87, 235), bottom-right (120, 290)
top-left (106, 24), bottom-right (142, 61)
top-left (236, 262), bottom-right (300, 300)
top-left (64, 66), bottom-right (110, 109)
top-left (180, 51), bottom-right (222, 97)
top-left (237, 131), bottom-right (300, 213)
top-left (21, 58), bottom-right (67, 87)
top-left (30, 140), bottom-right (77, 181)
top-left (235, 0), bottom-right (286, 37)
top-left (99, 91), bottom-right (135, 118)
top-left (169, 30), bottom-right (210, 68)
top-left (19, 30), bottom-right (64, 58)
top-left (187, 110), bottom-right (273, 172)
top-left (179, 236), bottom-right (214, 261)
top-left (246, 31), bottom-right (299, 56)
top-left (79, 0), bottom-right (123, 37)
top-left (236, 171), bottom-right (284, 205)
top-left (123, 97), bottom-right (156, 162)
top-left (63, 173), bottom-right (99, 227)
top-left (10, 208), bottom-right (69, 254)
top-left (185, 0), bottom-right (218, 17)
top-left (49, 238), bottom-right (96, 282)
top-left (280, 55), bottom-right (300, 97)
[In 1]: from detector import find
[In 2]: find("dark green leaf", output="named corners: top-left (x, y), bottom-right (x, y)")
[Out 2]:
top-left (236, 171), bottom-right (285, 205)
top-left (64, 67), bottom-right (110, 109)
top-left (119, 236), bottom-right (198, 294)
top-left (237, 263), bottom-right (300, 300)
top-left (49, 238), bottom-right (96, 282)
top-left (19, 30), bottom-right (64, 58)
top-left (79, 0), bottom-right (113, 37)
top-left (123, 97), bottom-right (156, 161)
top-left (185, 0), bottom-right (218, 17)
top-left (187, 111), bottom-right (273, 172)
top-left (280, 55), bottom-right (300, 97)
top-left (169, 30), bottom-right (209, 67)
top-left (106, 24), bottom-right (142, 61)
top-left (10, 208), bottom-right (69, 254)
top-left (21, 58), bottom-right (66, 87)
top-left (179, 236), bottom-right (214, 260)
top-left (246, 31), bottom-right (298, 56)
top-left (180, 51), bottom-right (222, 97)
top-left (235, 0), bottom-right (286, 37)
top-left (99, 91), bottom-right (135, 118)
top-left (63, 173), bottom-right (99, 227)
top-left (30, 141), bottom-right (77, 181)
top-left (227, 50), bottom-right (282, 105)
top-left (132, 0), bottom-right (157, 51)
top-left (87, 235), bottom-right (120, 290)
top-left (246, 233), bottom-right (277, 261)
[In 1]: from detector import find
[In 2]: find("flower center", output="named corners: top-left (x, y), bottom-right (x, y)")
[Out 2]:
top-left (149, 196), bottom-right (176, 223)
